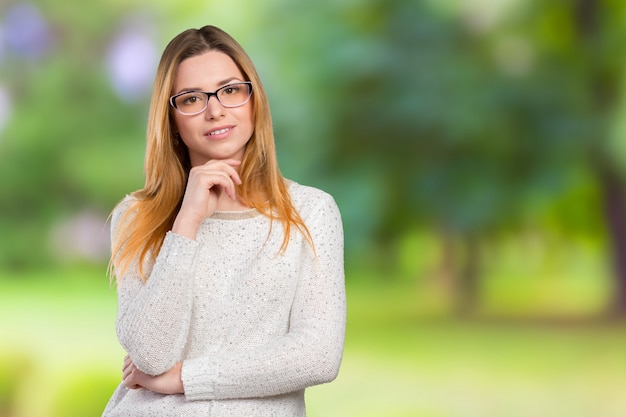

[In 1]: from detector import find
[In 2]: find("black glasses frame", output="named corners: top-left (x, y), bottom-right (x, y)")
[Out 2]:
top-left (169, 82), bottom-right (253, 115)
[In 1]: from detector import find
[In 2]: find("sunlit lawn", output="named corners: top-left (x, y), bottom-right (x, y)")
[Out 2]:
top-left (1, 266), bottom-right (626, 417)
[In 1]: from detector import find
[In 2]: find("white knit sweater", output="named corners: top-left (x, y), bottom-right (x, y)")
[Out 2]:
top-left (102, 181), bottom-right (346, 417)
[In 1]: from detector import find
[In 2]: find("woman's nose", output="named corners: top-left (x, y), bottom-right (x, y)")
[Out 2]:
top-left (204, 95), bottom-right (225, 120)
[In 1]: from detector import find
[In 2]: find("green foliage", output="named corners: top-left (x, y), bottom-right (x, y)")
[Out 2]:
top-left (256, 0), bottom-right (620, 253)
top-left (0, 1), bottom-right (146, 268)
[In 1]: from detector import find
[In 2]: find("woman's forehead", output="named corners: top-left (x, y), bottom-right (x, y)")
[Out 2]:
top-left (174, 51), bottom-right (244, 91)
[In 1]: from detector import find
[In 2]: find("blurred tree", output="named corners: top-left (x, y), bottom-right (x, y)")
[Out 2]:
top-left (263, 0), bottom-right (620, 315)
top-left (0, 1), bottom-right (148, 268)
top-left (569, 0), bottom-right (626, 315)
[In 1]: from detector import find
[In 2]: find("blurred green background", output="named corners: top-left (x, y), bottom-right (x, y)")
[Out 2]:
top-left (2, 0), bottom-right (626, 416)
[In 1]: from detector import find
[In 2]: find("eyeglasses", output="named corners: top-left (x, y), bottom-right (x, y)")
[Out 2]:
top-left (169, 82), bottom-right (253, 115)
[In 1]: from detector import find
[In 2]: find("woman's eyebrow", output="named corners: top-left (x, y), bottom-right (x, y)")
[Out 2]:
top-left (173, 77), bottom-right (244, 95)
top-left (217, 77), bottom-right (243, 86)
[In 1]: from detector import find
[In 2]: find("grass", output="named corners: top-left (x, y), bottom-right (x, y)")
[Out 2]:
top-left (1, 266), bottom-right (626, 417)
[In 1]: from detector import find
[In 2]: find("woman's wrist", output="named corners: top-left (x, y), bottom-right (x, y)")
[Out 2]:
top-left (171, 362), bottom-right (184, 394)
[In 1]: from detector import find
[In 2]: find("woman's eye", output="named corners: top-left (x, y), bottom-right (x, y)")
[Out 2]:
top-left (181, 94), bottom-right (204, 105)
top-left (223, 86), bottom-right (239, 95)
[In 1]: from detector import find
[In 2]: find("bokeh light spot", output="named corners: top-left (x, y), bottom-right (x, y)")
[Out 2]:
top-left (106, 29), bottom-right (158, 102)
top-left (2, 3), bottom-right (53, 59)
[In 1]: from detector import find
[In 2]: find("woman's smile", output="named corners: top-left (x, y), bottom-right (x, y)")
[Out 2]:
top-left (205, 126), bottom-right (234, 140)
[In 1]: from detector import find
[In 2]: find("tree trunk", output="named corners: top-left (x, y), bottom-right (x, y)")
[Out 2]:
top-left (437, 230), bottom-right (481, 317)
top-left (456, 234), bottom-right (480, 317)
top-left (597, 165), bottom-right (626, 316)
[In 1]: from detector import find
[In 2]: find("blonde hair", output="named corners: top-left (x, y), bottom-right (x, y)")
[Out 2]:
top-left (110, 25), bottom-right (312, 281)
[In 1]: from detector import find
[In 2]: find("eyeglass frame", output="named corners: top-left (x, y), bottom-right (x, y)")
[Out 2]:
top-left (169, 81), bottom-right (253, 115)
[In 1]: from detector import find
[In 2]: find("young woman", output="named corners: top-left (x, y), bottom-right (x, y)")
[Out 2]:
top-left (102, 25), bottom-right (346, 416)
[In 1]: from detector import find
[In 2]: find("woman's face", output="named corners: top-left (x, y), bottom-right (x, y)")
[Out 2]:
top-left (171, 50), bottom-right (254, 167)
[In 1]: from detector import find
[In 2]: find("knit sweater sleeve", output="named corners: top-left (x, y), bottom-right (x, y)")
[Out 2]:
top-left (111, 198), bottom-right (201, 376)
top-left (181, 191), bottom-right (346, 400)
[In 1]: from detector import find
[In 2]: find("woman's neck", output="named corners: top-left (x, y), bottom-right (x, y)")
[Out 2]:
top-left (215, 192), bottom-right (250, 211)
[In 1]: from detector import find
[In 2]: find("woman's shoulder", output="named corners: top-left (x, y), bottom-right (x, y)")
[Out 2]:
top-left (110, 194), bottom-right (140, 228)
top-left (286, 180), bottom-right (338, 214)
top-left (112, 194), bottom-right (138, 215)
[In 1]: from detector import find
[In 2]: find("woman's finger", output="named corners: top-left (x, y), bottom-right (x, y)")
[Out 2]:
top-left (195, 159), bottom-right (242, 185)
top-left (188, 168), bottom-right (238, 201)
top-left (122, 360), bottom-right (144, 389)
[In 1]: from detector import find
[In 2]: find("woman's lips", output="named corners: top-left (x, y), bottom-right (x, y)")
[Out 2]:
top-left (205, 126), bottom-right (233, 140)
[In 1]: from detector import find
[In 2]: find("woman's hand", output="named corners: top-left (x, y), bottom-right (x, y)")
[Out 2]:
top-left (172, 159), bottom-right (242, 239)
top-left (122, 355), bottom-right (184, 395)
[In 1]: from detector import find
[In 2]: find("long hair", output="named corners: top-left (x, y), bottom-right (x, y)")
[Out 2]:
top-left (110, 25), bottom-right (312, 282)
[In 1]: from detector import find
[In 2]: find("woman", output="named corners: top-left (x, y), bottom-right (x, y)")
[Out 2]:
top-left (102, 25), bottom-right (346, 416)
